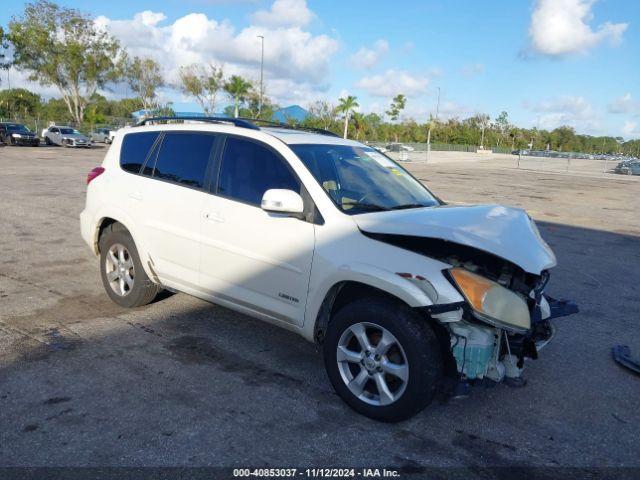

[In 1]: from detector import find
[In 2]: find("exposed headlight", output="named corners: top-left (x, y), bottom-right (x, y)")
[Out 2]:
top-left (12, 133), bottom-right (22, 138)
top-left (449, 267), bottom-right (530, 332)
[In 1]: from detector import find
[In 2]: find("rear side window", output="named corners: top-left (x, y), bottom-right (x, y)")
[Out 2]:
top-left (217, 137), bottom-right (299, 206)
top-left (152, 132), bottom-right (215, 189)
top-left (120, 132), bottom-right (160, 174)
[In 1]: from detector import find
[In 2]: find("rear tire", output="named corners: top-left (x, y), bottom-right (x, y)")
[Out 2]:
top-left (99, 223), bottom-right (159, 308)
top-left (323, 297), bottom-right (443, 422)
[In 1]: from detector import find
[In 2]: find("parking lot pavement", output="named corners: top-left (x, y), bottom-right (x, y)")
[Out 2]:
top-left (1, 145), bottom-right (639, 471)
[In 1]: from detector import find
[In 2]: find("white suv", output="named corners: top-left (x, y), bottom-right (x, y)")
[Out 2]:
top-left (80, 117), bottom-right (577, 421)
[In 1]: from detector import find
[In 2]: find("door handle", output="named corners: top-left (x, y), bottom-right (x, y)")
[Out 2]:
top-left (203, 212), bottom-right (224, 223)
top-left (129, 192), bottom-right (143, 201)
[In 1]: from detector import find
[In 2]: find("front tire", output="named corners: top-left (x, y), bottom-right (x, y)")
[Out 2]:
top-left (99, 223), bottom-right (159, 308)
top-left (323, 298), bottom-right (443, 422)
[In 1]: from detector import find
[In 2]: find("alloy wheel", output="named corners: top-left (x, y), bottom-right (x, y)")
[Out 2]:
top-left (105, 243), bottom-right (135, 296)
top-left (336, 322), bottom-right (409, 406)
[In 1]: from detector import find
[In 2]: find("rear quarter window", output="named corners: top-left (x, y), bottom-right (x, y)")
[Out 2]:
top-left (120, 132), bottom-right (160, 174)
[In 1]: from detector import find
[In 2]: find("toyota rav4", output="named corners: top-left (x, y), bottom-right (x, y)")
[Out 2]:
top-left (80, 117), bottom-right (577, 421)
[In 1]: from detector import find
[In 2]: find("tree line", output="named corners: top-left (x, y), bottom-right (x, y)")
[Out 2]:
top-left (0, 0), bottom-right (637, 156)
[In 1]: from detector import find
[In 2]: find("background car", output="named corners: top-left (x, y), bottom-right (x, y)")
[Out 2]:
top-left (0, 122), bottom-right (40, 146)
top-left (90, 127), bottom-right (114, 144)
top-left (615, 159), bottom-right (640, 175)
top-left (371, 145), bottom-right (389, 153)
top-left (44, 126), bottom-right (92, 148)
top-left (385, 143), bottom-right (415, 152)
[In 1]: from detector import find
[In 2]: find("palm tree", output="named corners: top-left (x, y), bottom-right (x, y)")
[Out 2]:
top-left (337, 95), bottom-right (359, 139)
top-left (224, 75), bottom-right (253, 118)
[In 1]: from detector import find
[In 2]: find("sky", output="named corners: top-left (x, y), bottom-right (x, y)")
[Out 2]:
top-left (1, 0), bottom-right (639, 138)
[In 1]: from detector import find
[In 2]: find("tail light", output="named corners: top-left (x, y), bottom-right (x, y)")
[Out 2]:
top-left (87, 167), bottom-right (105, 185)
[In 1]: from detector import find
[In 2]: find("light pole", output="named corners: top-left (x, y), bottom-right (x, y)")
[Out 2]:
top-left (257, 35), bottom-right (264, 117)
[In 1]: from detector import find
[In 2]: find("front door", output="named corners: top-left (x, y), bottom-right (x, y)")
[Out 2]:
top-left (199, 136), bottom-right (315, 325)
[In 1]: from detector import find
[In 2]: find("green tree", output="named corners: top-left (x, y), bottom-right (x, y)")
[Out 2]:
top-left (84, 104), bottom-right (106, 130)
top-left (494, 111), bottom-right (510, 147)
top-left (179, 63), bottom-right (224, 116)
top-left (307, 101), bottom-right (337, 131)
top-left (0, 88), bottom-right (41, 118)
top-left (8, 0), bottom-right (123, 124)
top-left (386, 94), bottom-right (406, 142)
top-left (386, 94), bottom-right (406, 121)
top-left (351, 111), bottom-right (367, 140)
top-left (125, 56), bottom-right (164, 115)
top-left (242, 89), bottom-right (277, 120)
top-left (337, 95), bottom-right (359, 139)
top-left (0, 26), bottom-right (9, 78)
top-left (223, 75), bottom-right (253, 118)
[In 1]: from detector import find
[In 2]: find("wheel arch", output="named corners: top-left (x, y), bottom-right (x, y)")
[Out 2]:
top-left (312, 281), bottom-right (419, 344)
top-left (93, 213), bottom-right (158, 285)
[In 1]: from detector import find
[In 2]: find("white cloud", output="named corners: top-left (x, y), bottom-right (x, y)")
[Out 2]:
top-left (524, 95), bottom-right (602, 133)
top-left (355, 70), bottom-right (429, 98)
top-left (528, 0), bottom-right (627, 57)
top-left (250, 0), bottom-right (314, 27)
top-left (608, 93), bottom-right (640, 115)
top-left (95, 6), bottom-right (338, 106)
top-left (622, 121), bottom-right (640, 139)
top-left (437, 100), bottom-right (475, 120)
top-left (461, 63), bottom-right (484, 77)
top-left (349, 39), bottom-right (389, 70)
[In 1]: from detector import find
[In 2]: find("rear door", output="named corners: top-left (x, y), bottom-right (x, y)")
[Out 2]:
top-left (199, 135), bottom-right (316, 325)
top-left (134, 131), bottom-right (219, 289)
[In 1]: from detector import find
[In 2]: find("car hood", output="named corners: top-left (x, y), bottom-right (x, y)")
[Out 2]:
top-left (61, 133), bottom-right (88, 140)
top-left (354, 204), bottom-right (556, 274)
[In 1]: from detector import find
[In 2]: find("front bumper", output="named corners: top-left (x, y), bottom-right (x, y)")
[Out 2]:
top-left (13, 137), bottom-right (40, 146)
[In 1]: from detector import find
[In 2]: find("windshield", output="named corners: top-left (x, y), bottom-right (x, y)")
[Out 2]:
top-left (7, 124), bottom-right (31, 133)
top-left (291, 144), bottom-right (439, 215)
top-left (59, 128), bottom-right (80, 135)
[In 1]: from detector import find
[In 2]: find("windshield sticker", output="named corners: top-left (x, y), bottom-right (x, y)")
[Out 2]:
top-left (367, 151), bottom-right (397, 169)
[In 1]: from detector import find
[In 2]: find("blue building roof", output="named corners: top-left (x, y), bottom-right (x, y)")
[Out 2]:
top-left (272, 105), bottom-right (310, 123)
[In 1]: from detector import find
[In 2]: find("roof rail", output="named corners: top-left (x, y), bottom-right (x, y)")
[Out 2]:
top-left (135, 115), bottom-right (341, 138)
top-left (238, 118), bottom-right (341, 137)
top-left (135, 116), bottom-right (260, 130)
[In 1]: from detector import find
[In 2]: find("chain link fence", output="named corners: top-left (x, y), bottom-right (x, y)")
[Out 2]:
top-left (373, 142), bottom-right (637, 178)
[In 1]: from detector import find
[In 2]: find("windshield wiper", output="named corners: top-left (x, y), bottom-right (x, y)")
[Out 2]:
top-left (389, 203), bottom-right (428, 210)
top-left (341, 201), bottom-right (389, 212)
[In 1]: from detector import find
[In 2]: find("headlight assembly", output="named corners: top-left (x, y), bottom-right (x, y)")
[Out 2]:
top-left (449, 267), bottom-right (530, 332)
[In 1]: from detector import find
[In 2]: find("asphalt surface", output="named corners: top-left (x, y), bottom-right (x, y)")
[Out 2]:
top-left (0, 144), bottom-right (639, 473)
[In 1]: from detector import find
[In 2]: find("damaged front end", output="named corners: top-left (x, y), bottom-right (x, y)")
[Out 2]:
top-left (431, 266), bottom-right (579, 387)
top-left (364, 230), bottom-right (578, 388)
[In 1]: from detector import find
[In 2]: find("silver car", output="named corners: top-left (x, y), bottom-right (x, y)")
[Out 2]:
top-left (90, 128), bottom-right (114, 144)
top-left (44, 126), bottom-right (92, 148)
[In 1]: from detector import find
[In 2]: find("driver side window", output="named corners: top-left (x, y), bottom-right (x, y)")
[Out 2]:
top-left (217, 137), bottom-right (300, 206)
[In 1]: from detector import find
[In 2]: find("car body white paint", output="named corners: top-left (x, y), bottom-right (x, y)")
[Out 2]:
top-left (80, 122), bottom-right (554, 346)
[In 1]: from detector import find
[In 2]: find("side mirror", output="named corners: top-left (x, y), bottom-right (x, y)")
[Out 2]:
top-left (261, 189), bottom-right (304, 216)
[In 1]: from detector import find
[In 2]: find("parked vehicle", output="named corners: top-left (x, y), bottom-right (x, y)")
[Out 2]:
top-left (43, 126), bottom-right (92, 147)
top-left (80, 117), bottom-right (577, 421)
top-left (385, 143), bottom-right (414, 152)
top-left (0, 122), bottom-right (40, 146)
top-left (372, 145), bottom-right (389, 153)
top-left (91, 127), bottom-right (114, 144)
top-left (614, 159), bottom-right (640, 175)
